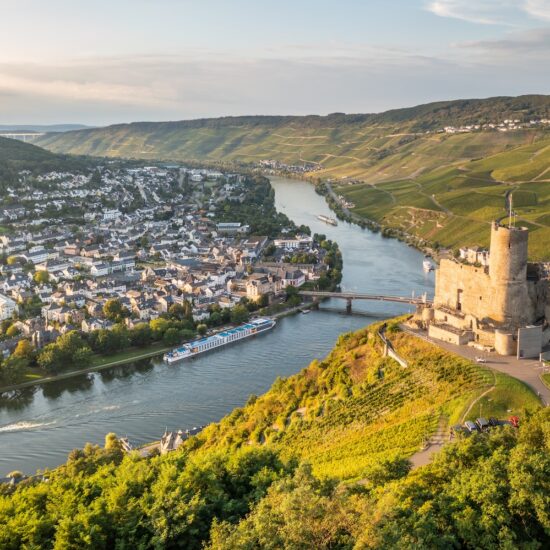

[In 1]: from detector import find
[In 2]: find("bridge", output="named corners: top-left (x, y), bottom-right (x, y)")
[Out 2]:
top-left (298, 290), bottom-right (432, 314)
top-left (0, 133), bottom-right (45, 142)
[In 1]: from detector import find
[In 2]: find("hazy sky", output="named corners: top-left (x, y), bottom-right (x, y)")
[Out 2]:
top-left (1, 0), bottom-right (550, 124)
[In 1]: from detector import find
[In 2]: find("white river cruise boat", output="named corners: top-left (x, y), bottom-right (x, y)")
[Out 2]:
top-left (163, 318), bottom-right (276, 364)
top-left (317, 214), bottom-right (338, 226)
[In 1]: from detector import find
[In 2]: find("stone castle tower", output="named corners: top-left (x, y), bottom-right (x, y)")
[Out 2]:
top-left (488, 221), bottom-right (529, 327)
top-left (424, 220), bottom-right (549, 356)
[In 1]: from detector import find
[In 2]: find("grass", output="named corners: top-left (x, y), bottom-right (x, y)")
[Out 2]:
top-left (90, 343), bottom-right (169, 367)
top-left (541, 372), bottom-right (550, 389)
top-left (463, 371), bottom-right (541, 422)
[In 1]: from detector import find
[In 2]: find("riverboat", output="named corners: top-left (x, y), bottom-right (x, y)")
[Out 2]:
top-left (423, 258), bottom-right (434, 272)
top-left (317, 214), bottom-right (338, 226)
top-left (163, 318), bottom-right (276, 363)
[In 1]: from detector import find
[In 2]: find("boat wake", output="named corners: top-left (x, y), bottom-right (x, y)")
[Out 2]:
top-left (0, 421), bottom-right (56, 433)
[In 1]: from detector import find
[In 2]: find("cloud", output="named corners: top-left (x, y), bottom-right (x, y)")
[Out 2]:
top-left (1, 46), bottom-right (549, 125)
top-left (457, 27), bottom-right (550, 57)
top-left (426, 0), bottom-right (522, 25)
top-left (426, 0), bottom-right (550, 25)
top-left (525, 0), bottom-right (550, 21)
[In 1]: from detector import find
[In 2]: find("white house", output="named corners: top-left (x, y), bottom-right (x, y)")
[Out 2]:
top-left (0, 294), bottom-right (17, 320)
top-left (103, 208), bottom-right (122, 221)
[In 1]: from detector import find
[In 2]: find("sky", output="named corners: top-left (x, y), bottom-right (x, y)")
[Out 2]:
top-left (1, 0), bottom-right (550, 125)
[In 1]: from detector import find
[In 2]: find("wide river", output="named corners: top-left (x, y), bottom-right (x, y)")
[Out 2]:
top-left (0, 177), bottom-right (434, 475)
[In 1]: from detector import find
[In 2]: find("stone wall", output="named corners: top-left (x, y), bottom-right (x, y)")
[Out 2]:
top-left (434, 261), bottom-right (493, 321)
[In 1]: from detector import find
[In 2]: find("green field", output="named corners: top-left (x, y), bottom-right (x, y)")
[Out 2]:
top-left (332, 136), bottom-right (550, 258)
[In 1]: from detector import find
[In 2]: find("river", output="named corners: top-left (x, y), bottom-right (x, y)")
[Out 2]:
top-left (0, 177), bottom-right (434, 475)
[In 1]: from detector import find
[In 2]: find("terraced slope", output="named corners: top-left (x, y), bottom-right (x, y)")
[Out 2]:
top-left (334, 135), bottom-right (550, 259)
top-left (35, 95), bottom-right (550, 257)
top-left (191, 320), bottom-right (541, 481)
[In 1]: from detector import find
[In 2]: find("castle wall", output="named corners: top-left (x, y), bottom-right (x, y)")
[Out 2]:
top-left (434, 261), bottom-right (494, 321)
top-left (430, 221), bottom-right (547, 356)
top-left (494, 330), bottom-right (517, 356)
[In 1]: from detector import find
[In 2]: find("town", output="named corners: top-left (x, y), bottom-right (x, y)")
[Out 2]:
top-left (0, 163), bottom-right (341, 386)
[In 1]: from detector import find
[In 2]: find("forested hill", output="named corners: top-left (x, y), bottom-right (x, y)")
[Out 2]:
top-left (0, 136), bottom-right (90, 191)
top-left (1, 320), bottom-right (547, 548)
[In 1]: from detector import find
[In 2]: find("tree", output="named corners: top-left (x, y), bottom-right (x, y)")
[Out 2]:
top-left (103, 299), bottom-right (128, 322)
top-left (230, 305), bottom-right (249, 324)
top-left (104, 432), bottom-right (122, 451)
top-left (168, 301), bottom-right (192, 321)
top-left (0, 319), bottom-right (12, 335)
top-left (12, 339), bottom-right (34, 362)
top-left (5, 325), bottom-right (20, 338)
top-left (37, 345), bottom-right (65, 372)
top-left (163, 328), bottom-right (181, 346)
top-left (150, 318), bottom-right (171, 338)
top-left (0, 356), bottom-right (28, 384)
top-left (33, 270), bottom-right (50, 284)
top-left (6, 256), bottom-right (18, 265)
top-left (197, 324), bottom-right (208, 336)
top-left (129, 323), bottom-right (152, 347)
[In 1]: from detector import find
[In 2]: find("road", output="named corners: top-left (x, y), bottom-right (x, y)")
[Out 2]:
top-left (401, 325), bottom-right (550, 406)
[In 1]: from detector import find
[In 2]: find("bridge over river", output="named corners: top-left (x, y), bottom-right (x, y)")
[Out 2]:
top-left (299, 290), bottom-right (432, 314)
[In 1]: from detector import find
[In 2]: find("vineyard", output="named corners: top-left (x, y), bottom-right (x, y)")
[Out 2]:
top-left (191, 319), bottom-right (539, 481)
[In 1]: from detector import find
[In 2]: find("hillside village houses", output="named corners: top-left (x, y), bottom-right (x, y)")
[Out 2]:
top-left (0, 164), bottom-right (326, 355)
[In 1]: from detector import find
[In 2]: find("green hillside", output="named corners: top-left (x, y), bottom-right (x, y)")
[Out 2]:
top-left (191, 320), bottom-right (540, 481)
top-left (334, 135), bottom-right (550, 260)
top-left (0, 136), bottom-right (90, 192)
top-left (35, 95), bottom-right (550, 258)
top-left (35, 96), bottom-right (550, 186)
top-left (1, 320), bottom-right (546, 548)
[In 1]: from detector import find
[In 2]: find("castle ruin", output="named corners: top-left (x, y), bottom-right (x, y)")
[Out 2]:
top-left (420, 222), bottom-right (550, 357)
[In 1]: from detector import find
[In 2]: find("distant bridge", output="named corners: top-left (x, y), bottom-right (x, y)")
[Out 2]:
top-left (0, 133), bottom-right (45, 142)
top-left (298, 290), bottom-right (432, 314)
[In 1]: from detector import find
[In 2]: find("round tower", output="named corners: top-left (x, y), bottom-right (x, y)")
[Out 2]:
top-left (489, 222), bottom-right (529, 325)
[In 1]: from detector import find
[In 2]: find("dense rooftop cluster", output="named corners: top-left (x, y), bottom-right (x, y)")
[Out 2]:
top-left (0, 163), bottom-right (340, 383)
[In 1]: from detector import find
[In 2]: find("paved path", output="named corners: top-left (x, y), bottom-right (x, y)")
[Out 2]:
top-left (410, 416), bottom-right (448, 470)
top-left (401, 325), bottom-right (550, 406)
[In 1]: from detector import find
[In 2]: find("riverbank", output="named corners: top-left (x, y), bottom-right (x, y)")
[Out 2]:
top-left (0, 306), bottom-right (308, 395)
top-left (318, 181), bottom-right (446, 262)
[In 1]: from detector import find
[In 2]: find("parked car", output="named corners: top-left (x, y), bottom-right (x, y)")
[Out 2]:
top-left (476, 417), bottom-right (490, 431)
top-left (464, 420), bottom-right (478, 433)
top-left (475, 356), bottom-right (487, 363)
top-left (509, 416), bottom-right (520, 428)
top-left (489, 417), bottom-right (499, 427)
